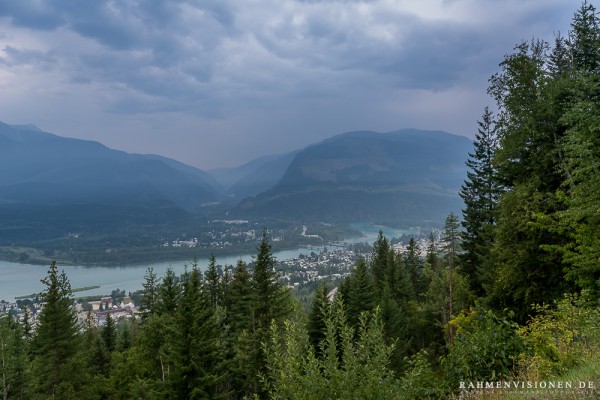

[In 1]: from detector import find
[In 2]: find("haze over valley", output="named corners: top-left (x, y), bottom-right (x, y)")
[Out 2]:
top-left (0, 120), bottom-right (470, 265)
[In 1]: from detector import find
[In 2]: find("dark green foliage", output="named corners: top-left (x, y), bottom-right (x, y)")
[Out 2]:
top-left (441, 305), bottom-right (524, 385)
top-left (551, 75), bottom-right (600, 295)
top-left (156, 267), bottom-right (179, 316)
top-left (404, 237), bottom-right (425, 295)
top-left (205, 254), bottom-right (221, 307)
top-left (370, 230), bottom-right (389, 291)
top-left (140, 267), bottom-right (160, 320)
top-left (0, 315), bottom-right (31, 400)
top-left (263, 298), bottom-right (400, 399)
top-left (171, 265), bottom-right (225, 399)
top-left (442, 213), bottom-right (461, 346)
top-left (224, 259), bottom-right (254, 336)
top-left (388, 249), bottom-right (416, 304)
top-left (32, 261), bottom-right (85, 397)
top-left (252, 233), bottom-right (292, 331)
top-left (242, 233), bottom-right (293, 396)
top-left (460, 107), bottom-right (500, 296)
top-left (570, 1), bottom-right (600, 72)
top-left (117, 321), bottom-right (132, 352)
top-left (102, 313), bottom-right (117, 352)
top-left (346, 256), bottom-right (376, 328)
top-left (307, 282), bottom-right (330, 355)
top-left (481, 31), bottom-right (584, 319)
top-left (488, 184), bottom-right (570, 321)
top-left (425, 232), bottom-right (439, 271)
top-left (379, 283), bottom-right (410, 369)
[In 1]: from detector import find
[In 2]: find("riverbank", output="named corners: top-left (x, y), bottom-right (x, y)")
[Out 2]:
top-left (0, 223), bottom-right (364, 267)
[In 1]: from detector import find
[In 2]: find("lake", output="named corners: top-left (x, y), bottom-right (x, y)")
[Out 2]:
top-left (0, 223), bottom-right (415, 302)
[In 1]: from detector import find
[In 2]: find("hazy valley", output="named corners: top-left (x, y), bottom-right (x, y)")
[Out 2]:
top-left (0, 121), bottom-right (470, 265)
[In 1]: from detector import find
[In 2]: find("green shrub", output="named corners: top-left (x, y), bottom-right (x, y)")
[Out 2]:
top-left (517, 294), bottom-right (600, 379)
top-left (441, 305), bottom-right (524, 385)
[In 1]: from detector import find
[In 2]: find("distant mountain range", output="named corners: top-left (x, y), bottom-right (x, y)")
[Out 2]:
top-left (0, 122), bottom-right (472, 242)
top-left (0, 122), bottom-right (221, 211)
top-left (209, 152), bottom-right (298, 201)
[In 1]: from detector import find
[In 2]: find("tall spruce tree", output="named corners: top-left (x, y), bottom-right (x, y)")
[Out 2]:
top-left (252, 232), bottom-right (292, 332)
top-left (371, 231), bottom-right (390, 291)
top-left (32, 261), bottom-right (83, 397)
top-left (569, 0), bottom-right (600, 72)
top-left (346, 257), bottom-right (376, 328)
top-left (307, 282), bottom-right (330, 355)
top-left (102, 313), bottom-right (117, 352)
top-left (225, 259), bottom-right (254, 336)
top-left (156, 267), bottom-right (179, 316)
top-left (247, 232), bottom-right (293, 397)
top-left (460, 107), bottom-right (500, 296)
top-left (140, 267), bottom-right (160, 320)
top-left (404, 237), bottom-right (425, 295)
top-left (205, 254), bottom-right (221, 307)
top-left (172, 265), bottom-right (225, 399)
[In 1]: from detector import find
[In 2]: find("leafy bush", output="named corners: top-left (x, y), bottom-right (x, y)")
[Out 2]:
top-left (517, 294), bottom-right (600, 379)
top-left (263, 299), bottom-right (401, 399)
top-left (441, 305), bottom-right (524, 385)
top-left (398, 350), bottom-right (448, 400)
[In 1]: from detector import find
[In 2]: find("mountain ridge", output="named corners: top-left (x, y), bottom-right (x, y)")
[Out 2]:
top-left (235, 129), bottom-right (472, 223)
top-left (0, 122), bottom-right (473, 235)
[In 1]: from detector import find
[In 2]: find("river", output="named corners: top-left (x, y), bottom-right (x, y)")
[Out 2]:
top-left (0, 223), bottom-right (415, 302)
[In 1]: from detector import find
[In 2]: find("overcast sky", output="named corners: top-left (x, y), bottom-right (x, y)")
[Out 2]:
top-left (0, 1), bottom-right (575, 169)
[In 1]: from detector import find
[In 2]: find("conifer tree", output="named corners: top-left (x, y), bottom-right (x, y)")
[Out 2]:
top-left (378, 283), bottom-right (409, 370)
top-left (252, 232), bottom-right (292, 332)
top-left (460, 107), bottom-right (500, 296)
top-left (116, 322), bottom-right (132, 352)
top-left (243, 233), bottom-right (293, 397)
top-left (205, 254), bottom-right (221, 307)
top-left (0, 315), bottom-right (31, 400)
top-left (388, 249), bottom-right (415, 304)
top-left (370, 231), bottom-right (390, 291)
top-left (569, 0), bottom-right (600, 72)
top-left (156, 267), bottom-right (179, 315)
top-left (346, 257), bottom-right (376, 328)
top-left (555, 75), bottom-right (600, 295)
top-left (404, 237), bottom-right (425, 295)
top-left (225, 259), bottom-right (254, 336)
top-left (140, 267), bottom-right (160, 320)
top-left (425, 232), bottom-right (439, 271)
top-left (172, 265), bottom-right (225, 399)
top-left (102, 313), bottom-right (117, 352)
top-left (32, 261), bottom-right (83, 397)
top-left (20, 306), bottom-right (33, 342)
top-left (264, 298), bottom-right (400, 399)
top-left (485, 37), bottom-right (572, 320)
top-left (307, 282), bottom-right (330, 355)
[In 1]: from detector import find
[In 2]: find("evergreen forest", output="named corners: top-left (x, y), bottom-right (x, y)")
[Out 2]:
top-left (3, 2), bottom-right (600, 398)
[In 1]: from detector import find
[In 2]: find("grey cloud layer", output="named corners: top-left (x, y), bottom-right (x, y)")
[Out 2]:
top-left (0, 0), bottom-right (576, 168)
top-left (2, 0), bottom-right (569, 114)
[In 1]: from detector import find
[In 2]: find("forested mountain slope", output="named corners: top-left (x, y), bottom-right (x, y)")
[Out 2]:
top-left (236, 129), bottom-right (472, 223)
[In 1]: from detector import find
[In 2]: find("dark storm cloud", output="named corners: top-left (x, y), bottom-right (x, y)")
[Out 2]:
top-left (0, 1), bottom-right (548, 105)
top-left (0, 2), bottom-right (65, 31)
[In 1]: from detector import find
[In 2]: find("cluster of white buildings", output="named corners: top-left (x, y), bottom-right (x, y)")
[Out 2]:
top-left (163, 237), bottom-right (199, 248)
